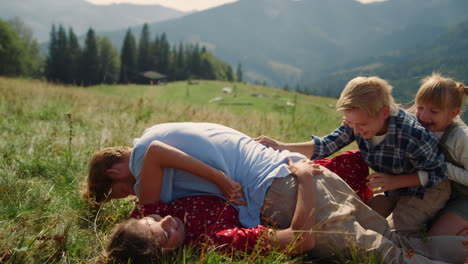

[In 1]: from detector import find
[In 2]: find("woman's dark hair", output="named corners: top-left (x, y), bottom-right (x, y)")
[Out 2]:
top-left (104, 218), bottom-right (162, 264)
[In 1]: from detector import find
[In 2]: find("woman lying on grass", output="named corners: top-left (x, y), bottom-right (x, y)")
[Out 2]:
top-left (104, 159), bottom-right (321, 263)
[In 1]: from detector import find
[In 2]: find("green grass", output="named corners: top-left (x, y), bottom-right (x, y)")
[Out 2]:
top-left (0, 77), bottom-right (360, 263)
top-left (89, 80), bottom-right (345, 142)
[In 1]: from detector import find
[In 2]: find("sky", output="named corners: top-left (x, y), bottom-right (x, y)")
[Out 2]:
top-left (84, 0), bottom-right (386, 12)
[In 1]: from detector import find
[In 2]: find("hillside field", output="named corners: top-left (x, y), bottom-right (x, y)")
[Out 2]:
top-left (0, 77), bottom-right (364, 263)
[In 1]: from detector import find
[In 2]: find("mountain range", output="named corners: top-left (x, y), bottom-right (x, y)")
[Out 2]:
top-left (0, 0), bottom-right (185, 42)
top-left (2, 0), bottom-right (468, 102)
top-left (100, 0), bottom-right (468, 95)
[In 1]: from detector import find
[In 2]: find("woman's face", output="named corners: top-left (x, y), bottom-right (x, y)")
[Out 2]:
top-left (136, 214), bottom-right (186, 251)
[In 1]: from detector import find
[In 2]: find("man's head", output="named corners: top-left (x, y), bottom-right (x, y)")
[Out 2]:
top-left (82, 146), bottom-right (134, 204)
top-left (337, 76), bottom-right (397, 138)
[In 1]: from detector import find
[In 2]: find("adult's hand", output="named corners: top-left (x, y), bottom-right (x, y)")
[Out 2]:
top-left (254, 135), bottom-right (285, 151)
top-left (287, 158), bottom-right (323, 181)
top-left (217, 171), bottom-right (246, 206)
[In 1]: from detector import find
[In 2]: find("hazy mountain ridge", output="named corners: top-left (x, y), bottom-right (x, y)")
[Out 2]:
top-left (0, 0), bottom-right (185, 42)
top-left (99, 0), bottom-right (467, 90)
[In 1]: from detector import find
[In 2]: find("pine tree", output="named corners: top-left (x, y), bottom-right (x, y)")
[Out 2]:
top-left (56, 25), bottom-right (68, 82)
top-left (149, 35), bottom-right (159, 73)
top-left (189, 44), bottom-right (201, 78)
top-left (200, 57), bottom-right (215, 80)
top-left (46, 24), bottom-right (59, 81)
top-left (98, 37), bottom-right (119, 84)
top-left (174, 43), bottom-right (186, 81)
top-left (226, 65), bottom-right (234, 82)
top-left (66, 27), bottom-right (81, 84)
top-left (158, 33), bottom-right (170, 75)
top-left (80, 28), bottom-right (99, 86)
top-left (119, 28), bottom-right (137, 83)
top-left (166, 43), bottom-right (176, 81)
top-left (137, 23), bottom-right (151, 72)
top-left (236, 63), bottom-right (243, 82)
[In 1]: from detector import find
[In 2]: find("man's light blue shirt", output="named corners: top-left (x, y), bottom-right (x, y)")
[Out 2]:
top-left (129, 122), bottom-right (306, 227)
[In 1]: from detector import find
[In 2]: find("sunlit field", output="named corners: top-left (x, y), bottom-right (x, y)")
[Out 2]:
top-left (0, 77), bottom-right (372, 263)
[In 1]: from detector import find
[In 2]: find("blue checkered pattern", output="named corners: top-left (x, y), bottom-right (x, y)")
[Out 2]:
top-left (312, 108), bottom-right (447, 198)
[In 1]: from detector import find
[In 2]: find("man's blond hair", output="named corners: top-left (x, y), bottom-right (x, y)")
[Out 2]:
top-left (337, 76), bottom-right (398, 117)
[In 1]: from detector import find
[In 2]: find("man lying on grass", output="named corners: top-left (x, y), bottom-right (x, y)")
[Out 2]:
top-left (84, 123), bottom-right (465, 263)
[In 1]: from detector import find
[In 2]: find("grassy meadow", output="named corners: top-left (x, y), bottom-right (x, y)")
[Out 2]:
top-left (0, 77), bottom-right (365, 263)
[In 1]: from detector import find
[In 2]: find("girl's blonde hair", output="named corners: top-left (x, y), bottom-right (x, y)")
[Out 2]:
top-left (416, 73), bottom-right (468, 111)
top-left (336, 76), bottom-right (399, 117)
top-left (81, 146), bottom-right (132, 204)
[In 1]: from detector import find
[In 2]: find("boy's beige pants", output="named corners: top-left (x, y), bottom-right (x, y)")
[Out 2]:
top-left (261, 170), bottom-right (466, 264)
top-left (369, 180), bottom-right (451, 235)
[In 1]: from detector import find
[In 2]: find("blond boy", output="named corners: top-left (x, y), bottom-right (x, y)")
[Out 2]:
top-left (256, 76), bottom-right (450, 234)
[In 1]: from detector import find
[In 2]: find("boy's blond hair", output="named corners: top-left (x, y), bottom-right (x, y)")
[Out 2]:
top-left (82, 146), bottom-right (132, 204)
top-left (416, 73), bottom-right (468, 111)
top-left (337, 76), bottom-right (398, 117)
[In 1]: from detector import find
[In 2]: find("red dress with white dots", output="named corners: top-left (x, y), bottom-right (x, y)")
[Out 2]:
top-left (131, 196), bottom-right (269, 253)
top-left (315, 150), bottom-right (373, 203)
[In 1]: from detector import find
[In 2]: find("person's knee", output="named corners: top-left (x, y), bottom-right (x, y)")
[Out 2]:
top-left (368, 195), bottom-right (396, 218)
top-left (292, 234), bottom-right (315, 254)
top-left (429, 212), bottom-right (467, 236)
top-left (301, 235), bottom-right (316, 252)
top-left (456, 227), bottom-right (468, 236)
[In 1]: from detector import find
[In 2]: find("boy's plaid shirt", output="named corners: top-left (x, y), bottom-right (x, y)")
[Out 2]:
top-left (312, 108), bottom-right (448, 198)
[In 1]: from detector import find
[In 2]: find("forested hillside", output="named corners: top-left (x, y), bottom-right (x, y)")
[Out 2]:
top-left (0, 19), bottom-right (237, 85)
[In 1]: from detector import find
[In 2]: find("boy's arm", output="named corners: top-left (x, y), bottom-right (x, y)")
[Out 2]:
top-left (310, 125), bottom-right (355, 160)
top-left (138, 140), bottom-right (244, 205)
top-left (367, 132), bottom-right (450, 192)
top-left (269, 159), bottom-right (322, 254)
top-left (408, 136), bottom-right (448, 189)
top-left (255, 125), bottom-right (355, 159)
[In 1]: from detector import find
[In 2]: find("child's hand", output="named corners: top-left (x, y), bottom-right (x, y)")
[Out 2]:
top-left (254, 135), bottom-right (284, 151)
top-left (287, 158), bottom-right (324, 182)
top-left (366, 172), bottom-right (397, 193)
